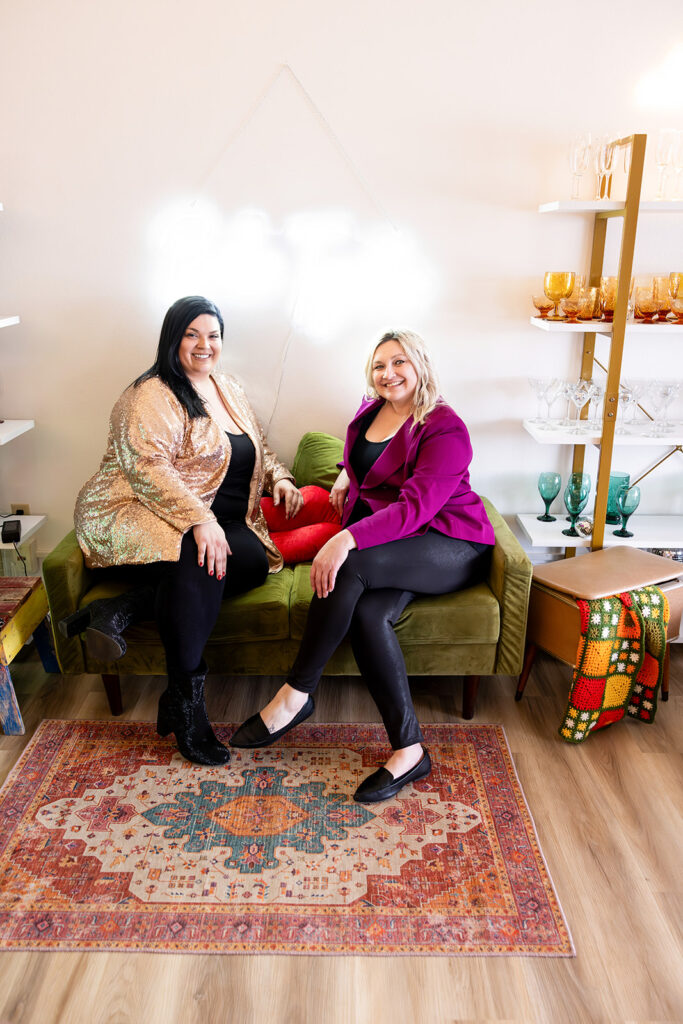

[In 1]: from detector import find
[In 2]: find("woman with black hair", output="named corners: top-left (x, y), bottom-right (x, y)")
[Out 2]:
top-left (63, 296), bottom-right (302, 765)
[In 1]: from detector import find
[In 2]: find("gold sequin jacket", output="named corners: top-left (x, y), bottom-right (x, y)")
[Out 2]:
top-left (74, 373), bottom-right (293, 571)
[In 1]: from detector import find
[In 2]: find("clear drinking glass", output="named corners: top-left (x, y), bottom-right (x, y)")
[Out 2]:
top-left (566, 380), bottom-right (591, 433)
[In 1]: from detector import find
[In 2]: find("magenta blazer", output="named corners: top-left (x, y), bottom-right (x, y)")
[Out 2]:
top-left (341, 397), bottom-right (495, 550)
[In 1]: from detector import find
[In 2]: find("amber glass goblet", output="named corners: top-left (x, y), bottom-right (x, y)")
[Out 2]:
top-left (668, 272), bottom-right (681, 300)
top-left (544, 272), bottom-right (576, 320)
top-left (670, 298), bottom-right (683, 323)
top-left (532, 295), bottom-right (554, 319)
top-left (560, 298), bottom-right (581, 322)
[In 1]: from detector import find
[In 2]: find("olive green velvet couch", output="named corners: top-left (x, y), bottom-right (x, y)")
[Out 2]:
top-left (42, 432), bottom-right (532, 719)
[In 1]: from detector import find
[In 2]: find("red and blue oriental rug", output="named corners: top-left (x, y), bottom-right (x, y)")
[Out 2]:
top-left (0, 720), bottom-right (573, 956)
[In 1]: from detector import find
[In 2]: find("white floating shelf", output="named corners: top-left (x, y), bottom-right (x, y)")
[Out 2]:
top-left (516, 514), bottom-right (683, 549)
top-left (523, 419), bottom-right (683, 447)
top-left (530, 316), bottom-right (683, 335)
top-left (530, 315), bottom-right (610, 334)
top-left (539, 200), bottom-right (683, 213)
top-left (0, 316), bottom-right (20, 330)
top-left (0, 515), bottom-right (46, 549)
top-left (0, 420), bottom-right (34, 445)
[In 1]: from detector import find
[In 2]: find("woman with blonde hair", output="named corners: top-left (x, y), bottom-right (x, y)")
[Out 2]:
top-left (231, 329), bottom-right (494, 802)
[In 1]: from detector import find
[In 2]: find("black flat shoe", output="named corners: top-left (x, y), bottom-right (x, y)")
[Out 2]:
top-left (353, 747), bottom-right (432, 804)
top-left (229, 696), bottom-right (315, 748)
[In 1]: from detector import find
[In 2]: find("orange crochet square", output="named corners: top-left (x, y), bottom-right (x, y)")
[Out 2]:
top-left (578, 638), bottom-right (613, 677)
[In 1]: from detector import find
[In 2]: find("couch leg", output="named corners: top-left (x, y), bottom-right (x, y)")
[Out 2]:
top-left (462, 676), bottom-right (480, 720)
top-left (516, 643), bottom-right (538, 701)
top-left (102, 674), bottom-right (123, 716)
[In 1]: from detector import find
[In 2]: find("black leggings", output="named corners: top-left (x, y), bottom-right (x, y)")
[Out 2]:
top-left (288, 531), bottom-right (492, 749)
top-left (96, 521), bottom-right (269, 674)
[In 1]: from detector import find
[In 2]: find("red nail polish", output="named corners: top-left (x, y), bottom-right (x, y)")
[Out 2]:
top-left (209, 569), bottom-right (214, 576)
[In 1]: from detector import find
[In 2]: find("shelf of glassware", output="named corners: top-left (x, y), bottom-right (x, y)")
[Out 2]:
top-left (538, 200), bottom-right (683, 213)
top-left (0, 515), bottom-right (47, 549)
top-left (523, 420), bottom-right (683, 447)
top-left (530, 316), bottom-right (683, 335)
top-left (516, 514), bottom-right (683, 549)
top-left (0, 420), bottom-right (35, 445)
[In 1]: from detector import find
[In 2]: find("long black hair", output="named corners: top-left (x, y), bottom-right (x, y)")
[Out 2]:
top-left (134, 296), bottom-right (225, 419)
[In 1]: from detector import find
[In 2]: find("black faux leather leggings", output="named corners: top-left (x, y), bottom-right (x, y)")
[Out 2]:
top-left (288, 530), bottom-right (492, 749)
top-left (99, 521), bottom-right (269, 674)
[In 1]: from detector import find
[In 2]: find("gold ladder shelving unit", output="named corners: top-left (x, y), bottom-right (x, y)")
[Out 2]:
top-left (571, 133), bottom-right (645, 552)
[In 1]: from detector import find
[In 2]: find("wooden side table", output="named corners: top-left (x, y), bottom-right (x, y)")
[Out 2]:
top-left (516, 548), bottom-right (683, 702)
top-left (0, 576), bottom-right (58, 735)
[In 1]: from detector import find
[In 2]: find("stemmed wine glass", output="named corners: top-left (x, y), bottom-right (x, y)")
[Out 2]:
top-left (544, 272), bottom-right (575, 320)
top-left (562, 473), bottom-right (591, 537)
top-left (537, 472), bottom-right (562, 522)
top-left (566, 380), bottom-right (591, 434)
top-left (594, 137), bottom-right (615, 199)
top-left (613, 484), bottom-right (641, 538)
top-left (655, 130), bottom-right (677, 200)
top-left (569, 133), bottom-right (591, 200)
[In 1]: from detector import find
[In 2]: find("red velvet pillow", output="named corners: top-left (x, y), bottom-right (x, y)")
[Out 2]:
top-left (261, 485), bottom-right (342, 564)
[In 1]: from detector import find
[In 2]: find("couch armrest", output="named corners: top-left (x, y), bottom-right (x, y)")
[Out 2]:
top-left (42, 530), bottom-right (92, 672)
top-left (481, 498), bottom-right (532, 675)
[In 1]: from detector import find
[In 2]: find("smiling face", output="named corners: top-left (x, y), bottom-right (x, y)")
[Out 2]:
top-left (371, 339), bottom-right (419, 410)
top-left (177, 314), bottom-right (222, 383)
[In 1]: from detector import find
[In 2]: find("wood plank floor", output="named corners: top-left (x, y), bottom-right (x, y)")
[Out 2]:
top-left (0, 649), bottom-right (681, 1024)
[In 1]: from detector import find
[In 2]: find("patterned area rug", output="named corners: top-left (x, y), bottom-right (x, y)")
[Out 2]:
top-left (0, 720), bottom-right (573, 956)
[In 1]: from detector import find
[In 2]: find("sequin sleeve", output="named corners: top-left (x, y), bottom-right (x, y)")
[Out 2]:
top-left (110, 380), bottom-right (216, 533)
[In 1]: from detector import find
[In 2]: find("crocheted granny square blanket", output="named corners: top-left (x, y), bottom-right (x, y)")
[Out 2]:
top-left (560, 585), bottom-right (669, 743)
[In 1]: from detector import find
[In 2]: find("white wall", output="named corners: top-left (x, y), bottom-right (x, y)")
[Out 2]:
top-left (1, 0), bottom-right (682, 555)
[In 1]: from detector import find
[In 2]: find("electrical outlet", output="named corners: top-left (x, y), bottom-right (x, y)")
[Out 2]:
top-left (10, 503), bottom-right (30, 515)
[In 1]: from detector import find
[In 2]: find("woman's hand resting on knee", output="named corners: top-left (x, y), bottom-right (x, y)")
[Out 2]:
top-left (310, 529), bottom-right (357, 598)
top-left (193, 521), bottom-right (231, 579)
top-left (329, 469), bottom-right (350, 518)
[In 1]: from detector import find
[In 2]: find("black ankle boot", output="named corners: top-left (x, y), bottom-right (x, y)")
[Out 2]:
top-left (59, 586), bottom-right (156, 662)
top-left (157, 661), bottom-right (230, 766)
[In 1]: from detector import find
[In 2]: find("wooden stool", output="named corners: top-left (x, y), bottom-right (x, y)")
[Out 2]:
top-left (516, 548), bottom-right (683, 702)
top-left (0, 576), bottom-right (59, 735)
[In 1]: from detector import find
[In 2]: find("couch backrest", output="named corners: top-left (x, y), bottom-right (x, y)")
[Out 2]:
top-left (292, 432), bottom-right (345, 488)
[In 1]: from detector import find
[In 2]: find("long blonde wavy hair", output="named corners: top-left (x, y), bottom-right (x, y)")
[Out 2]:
top-left (365, 330), bottom-right (440, 426)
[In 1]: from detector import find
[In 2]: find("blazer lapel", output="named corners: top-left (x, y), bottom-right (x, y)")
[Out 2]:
top-left (362, 417), bottom-right (412, 487)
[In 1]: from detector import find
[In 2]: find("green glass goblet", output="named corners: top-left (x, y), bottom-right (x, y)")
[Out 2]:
top-left (537, 472), bottom-right (562, 522)
top-left (613, 484), bottom-right (641, 538)
top-left (562, 473), bottom-right (591, 537)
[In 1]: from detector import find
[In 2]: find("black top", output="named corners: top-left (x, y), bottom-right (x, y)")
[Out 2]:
top-left (211, 432), bottom-right (255, 521)
top-left (346, 411), bottom-right (391, 526)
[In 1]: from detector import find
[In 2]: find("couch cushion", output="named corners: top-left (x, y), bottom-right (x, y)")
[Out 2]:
top-left (292, 432), bottom-right (345, 489)
top-left (289, 563), bottom-right (500, 645)
top-left (84, 568), bottom-right (294, 645)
